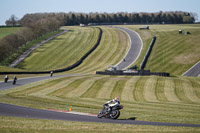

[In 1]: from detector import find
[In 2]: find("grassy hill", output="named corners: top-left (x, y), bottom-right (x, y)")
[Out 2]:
top-left (123, 24), bottom-right (200, 76)
top-left (67, 26), bottom-right (129, 74)
top-left (0, 26), bottom-right (129, 73)
top-left (16, 27), bottom-right (99, 71)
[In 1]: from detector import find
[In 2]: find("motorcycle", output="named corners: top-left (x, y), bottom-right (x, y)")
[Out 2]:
top-left (97, 104), bottom-right (123, 119)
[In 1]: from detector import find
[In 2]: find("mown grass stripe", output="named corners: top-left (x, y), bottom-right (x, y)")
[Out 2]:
top-left (9, 77), bottom-right (71, 96)
top-left (48, 78), bottom-right (86, 98)
top-left (111, 79), bottom-right (127, 99)
top-left (180, 77), bottom-right (200, 103)
top-left (191, 79), bottom-right (200, 98)
top-left (65, 77), bottom-right (102, 98)
top-left (143, 77), bottom-right (159, 102)
top-left (121, 77), bottom-right (140, 102)
top-left (30, 78), bottom-right (79, 97)
top-left (69, 27), bottom-right (109, 73)
top-left (155, 77), bottom-right (168, 102)
top-left (96, 78), bottom-right (117, 99)
top-left (87, 28), bottom-right (120, 71)
top-left (80, 27), bottom-right (116, 72)
top-left (81, 78), bottom-right (108, 98)
top-left (133, 77), bottom-right (148, 101)
top-left (164, 78), bottom-right (181, 102)
top-left (174, 78), bottom-right (192, 103)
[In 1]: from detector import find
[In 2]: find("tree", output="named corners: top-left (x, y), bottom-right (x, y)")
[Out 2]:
top-left (190, 12), bottom-right (198, 22)
top-left (5, 14), bottom-right (18, 26)
top-left (183, 16), bottom-right (194, 23)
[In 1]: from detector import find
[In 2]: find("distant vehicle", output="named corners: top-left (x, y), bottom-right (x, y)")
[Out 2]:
top-left (80, 24), bottom-right (85, 27)
top-left (139, 25), bottom-right (149, 30)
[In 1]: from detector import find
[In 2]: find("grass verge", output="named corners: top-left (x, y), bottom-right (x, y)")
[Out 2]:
top-left (1, 116), bottom-right (200, 133)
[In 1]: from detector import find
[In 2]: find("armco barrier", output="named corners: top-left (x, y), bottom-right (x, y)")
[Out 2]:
top-left (140, 36), bottom-right (156, 70)
top-left (96, 70), bottom-right (170, 77)
top-left (0, 27), bottom-right (102, 75)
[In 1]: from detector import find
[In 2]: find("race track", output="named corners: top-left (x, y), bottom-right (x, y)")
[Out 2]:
top-left (0, 27), bottom-right (199, 127)
top-left (1, 103), bottom-right (200, 127)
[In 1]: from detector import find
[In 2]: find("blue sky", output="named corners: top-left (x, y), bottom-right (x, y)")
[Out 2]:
top-left (1, 0), bottom-right (199, 25)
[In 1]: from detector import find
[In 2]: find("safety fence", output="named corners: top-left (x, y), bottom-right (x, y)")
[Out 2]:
top-left (96, 70), bottom-right (170, 77)
top-left (140, 36), bottom-right (156, 70)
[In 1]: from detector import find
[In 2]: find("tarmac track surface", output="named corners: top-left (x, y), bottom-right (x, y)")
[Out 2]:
top-left (182, 60), bottom-right (200, 77)
top-left (0, 73), bottom-right (86, 91)
top-left (1, 27), bottom-right (200, 127)
top-left (1, 103), bottom-right (200, 127)
top-left (113, 27), bottom-right (142, 70)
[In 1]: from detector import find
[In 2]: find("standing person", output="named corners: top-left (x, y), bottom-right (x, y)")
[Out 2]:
top-left (12, 76), bottom-right (17, 85)
top-left (4, 75), bottom-right (9, 83)
top-left (50, 71), bottom-right (53, 77)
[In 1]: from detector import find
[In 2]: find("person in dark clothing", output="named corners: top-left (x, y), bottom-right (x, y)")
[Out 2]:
top-left (12, 76), bottom-right (17, 85)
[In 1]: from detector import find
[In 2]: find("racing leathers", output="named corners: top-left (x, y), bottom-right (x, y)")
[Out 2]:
top-left (104, 99), bottom-right (120, 114)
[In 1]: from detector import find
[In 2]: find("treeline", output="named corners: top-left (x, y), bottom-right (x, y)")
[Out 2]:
top-left (0, 11), bottom-right (195, 64)
top-left (20, 11), bottom-right (195, 26)
top-left (0, 16), bottom-right (61, 62)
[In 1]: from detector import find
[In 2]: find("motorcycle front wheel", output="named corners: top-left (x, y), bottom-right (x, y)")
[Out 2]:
top-left (97, 112), bottom-right (103, 118)
top-left (110, 110), bottom-right (120, 119)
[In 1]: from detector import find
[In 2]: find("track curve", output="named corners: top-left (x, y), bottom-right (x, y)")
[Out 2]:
top-left (113, 27), bottom-right (142, 70)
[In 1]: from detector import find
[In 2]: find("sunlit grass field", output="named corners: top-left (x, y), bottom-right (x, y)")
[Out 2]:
top-left (1, 116), bottom-right (200, 133)
top-left (0, 27), bottom-right (21, 39)
top-left (16, 27), bottom-right (99, 71)
top-left (1, 75), bottom-right (200, 124)
top-left (123, 24), bottom-right (200, 76)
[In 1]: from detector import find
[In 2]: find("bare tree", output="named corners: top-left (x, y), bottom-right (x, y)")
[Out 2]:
top-left (5, 14), bottom-right (18, 26)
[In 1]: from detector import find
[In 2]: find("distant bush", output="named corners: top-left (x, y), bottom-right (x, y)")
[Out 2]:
top-left (0, 16), bottom-right (61, 63)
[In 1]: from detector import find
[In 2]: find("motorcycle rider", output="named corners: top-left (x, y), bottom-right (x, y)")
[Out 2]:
top-left (12, 76), bottom-right (17, 85)
top-left (104, 97), bottom-right (120, 114)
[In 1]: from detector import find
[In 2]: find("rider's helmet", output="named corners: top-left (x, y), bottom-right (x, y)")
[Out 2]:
top-left (114, 97), bottom-right (119, 101)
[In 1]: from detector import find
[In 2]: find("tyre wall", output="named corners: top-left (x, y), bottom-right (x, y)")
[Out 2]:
top-left (140, 36), bottom-right (156, 70)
